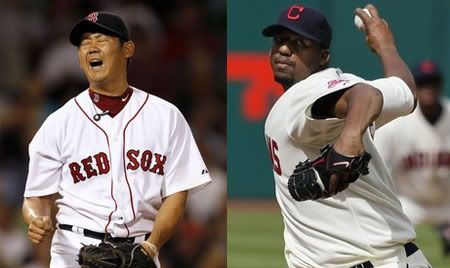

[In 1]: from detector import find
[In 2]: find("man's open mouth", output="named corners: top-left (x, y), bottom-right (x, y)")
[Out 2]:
top-left (89, 59), bottom-right (103, 67)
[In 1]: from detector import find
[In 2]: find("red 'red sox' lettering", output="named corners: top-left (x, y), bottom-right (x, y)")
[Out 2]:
top-left (93, 152), bottom-right (110, 174)
top-left (81, 156), bottom-right (98, 178)
top-left (126, 149), bottom-right (140, 170)
top-left (149, 153), bottom-right (167, 175)
top-left (127, 150), bottom-right (167, 175)
top-left (70, 152), bottom-right (110, 183)
top-left (140, 150), bottom-right (153, 171)
top-left (70, 150), bottom-right (167, 184)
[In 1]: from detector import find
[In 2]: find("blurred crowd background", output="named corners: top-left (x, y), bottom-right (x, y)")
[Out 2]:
top-left (0, 0), bottom-right (226, 267)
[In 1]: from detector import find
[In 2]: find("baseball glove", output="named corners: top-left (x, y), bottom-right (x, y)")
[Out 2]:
top-left (288, 144), bottom-right (371, 202)
top-left (78, 242), bottom-right (156, 268)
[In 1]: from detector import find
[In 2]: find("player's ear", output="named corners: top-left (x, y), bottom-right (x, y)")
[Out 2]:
top-left (123, 41), bottom-right (135, 59)
top-left (320, 49), bottom-right (330, 66)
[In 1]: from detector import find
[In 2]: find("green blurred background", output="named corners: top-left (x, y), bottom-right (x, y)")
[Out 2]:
top-left (228, 208), bottom-right (450, 268)
top-left (228, 0), bottom-right (450, 267)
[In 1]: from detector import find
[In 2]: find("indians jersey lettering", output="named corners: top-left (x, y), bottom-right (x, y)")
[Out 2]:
top-left (375, 99), bottom-right (450, 223)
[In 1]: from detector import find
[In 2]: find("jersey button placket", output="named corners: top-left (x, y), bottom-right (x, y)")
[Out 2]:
top-left (107, 126), bottom-right (123, 237)
top-left (114, 127), bottom-right (129, 237)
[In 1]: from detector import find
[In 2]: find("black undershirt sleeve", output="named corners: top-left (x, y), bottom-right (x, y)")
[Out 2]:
top-left (311, 89), bottom-right (349, 119)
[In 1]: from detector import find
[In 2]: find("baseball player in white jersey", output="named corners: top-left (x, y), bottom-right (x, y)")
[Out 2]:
top-left (375, 60), bottom-right (450, 254)
top-left (22, 12), bottom-right (211, 267)
top-left (262, 4), bottom-right (431, 268)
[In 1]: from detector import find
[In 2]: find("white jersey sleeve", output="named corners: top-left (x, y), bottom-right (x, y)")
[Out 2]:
top-left (285, 69), bottom-right (363, 146)
top-left (161, 107), bottom-right (211, 198)
top-left (24, 112), bottom-right (63, 197)
top-left (285, 71), bottom-right (414, 146)
top-left (362, 76), bottom-right (415, 129)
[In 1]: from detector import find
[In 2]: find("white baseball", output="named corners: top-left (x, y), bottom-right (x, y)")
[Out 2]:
top-left (354, 8), bottom-right (371, 32)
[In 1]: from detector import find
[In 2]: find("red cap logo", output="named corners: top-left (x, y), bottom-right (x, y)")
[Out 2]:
top-left (420, 60), bottom-right (436, 74)
top-left (287, 5), bottom-right (305, 20)
top-left (86, 12), bottom-right (99, 23)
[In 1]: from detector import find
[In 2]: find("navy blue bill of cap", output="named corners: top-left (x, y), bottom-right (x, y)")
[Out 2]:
top-left (413, 60), bottom-right (442, 83)
top-left (69, 12), bottom-right (130, 46)
top-left (262, 5), bottom-right (332, 49)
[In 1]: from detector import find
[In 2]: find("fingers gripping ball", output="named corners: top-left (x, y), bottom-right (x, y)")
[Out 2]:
top-left (354, 8), bottom-right (371, 32)
top-left (288, 144), bottom-right (372, 202)
top-left (78, 242), bottom-right (157, 268)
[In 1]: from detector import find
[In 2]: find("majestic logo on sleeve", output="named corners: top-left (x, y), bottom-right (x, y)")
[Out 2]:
top-left (69, 149), bottom-right (167, 184)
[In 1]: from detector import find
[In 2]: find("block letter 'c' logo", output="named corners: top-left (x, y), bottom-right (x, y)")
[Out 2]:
top-left (287, 5), bottom-right (305, 20)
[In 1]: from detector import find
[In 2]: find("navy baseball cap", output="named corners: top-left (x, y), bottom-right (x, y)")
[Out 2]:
top-left (262, 5), bottom-right (332, 48)
top-left (413, 60), bottom-right (442, 84)
top-left (69, 11), bottom-right (130, 46)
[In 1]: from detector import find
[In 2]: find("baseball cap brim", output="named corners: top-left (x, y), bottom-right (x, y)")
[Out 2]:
top-left (262, 24), bottom-right (322, 45)
top-left (69, 20), bottom-right (127, 46)
top-left (414, 73), bottom-right (442, 84)
top-left (412, 61), bottom-right (442, 84)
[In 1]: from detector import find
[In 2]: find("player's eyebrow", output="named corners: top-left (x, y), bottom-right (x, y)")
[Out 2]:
top-left (274, 34), bottom-right (315, 48)
top-left (80, 33), bottom-right (108, 42)
top-left (274, 30), bottom-right (313, 42)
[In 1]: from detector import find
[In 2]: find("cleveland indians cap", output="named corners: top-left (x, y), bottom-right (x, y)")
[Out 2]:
top-left (69, 11), bottom-right (130, 46)
top-left (262, 5), bottom-right (332, 48)
top-left (412, 60), bottom-right (442, 84)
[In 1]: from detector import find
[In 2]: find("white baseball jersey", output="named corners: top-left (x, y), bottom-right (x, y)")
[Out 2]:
top-left (375, 98), bottom-right (450, 224)
top-left (24, 87), bottom-right (211, 238)
top-left (265, 68), bottom-right (417, 268)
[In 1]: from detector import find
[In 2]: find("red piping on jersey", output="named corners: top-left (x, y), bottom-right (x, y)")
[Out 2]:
top-left (75, 98), bottom-right (118, 234)
top-left (122, 93), bottom-right (150, 221)
top-left (107, 181), bottom-right (119, 233)
top-left (124, 223), bottom-right (130, 237)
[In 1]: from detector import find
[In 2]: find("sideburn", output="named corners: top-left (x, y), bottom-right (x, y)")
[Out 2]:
top-left (320, 49), bottom-right (330, 68)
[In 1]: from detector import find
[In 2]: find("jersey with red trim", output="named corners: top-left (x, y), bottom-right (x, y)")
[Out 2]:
top-left (24, 87), bottom-right (211, 237)
top-left (264, 68), bottom-right (416, 268)
top-left (375, 98), bottom-right (450, 224)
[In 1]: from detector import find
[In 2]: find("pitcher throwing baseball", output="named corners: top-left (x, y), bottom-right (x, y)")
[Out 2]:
top-left (263, 4), bottom-right (431, 267)
top-left (22, 12), bottom-right (211, 267)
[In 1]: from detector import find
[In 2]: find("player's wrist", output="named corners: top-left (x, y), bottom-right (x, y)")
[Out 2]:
top-left (334, 133), bottom-right (364, 157)
top-left (142, 241), bottom-right (158, 258)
